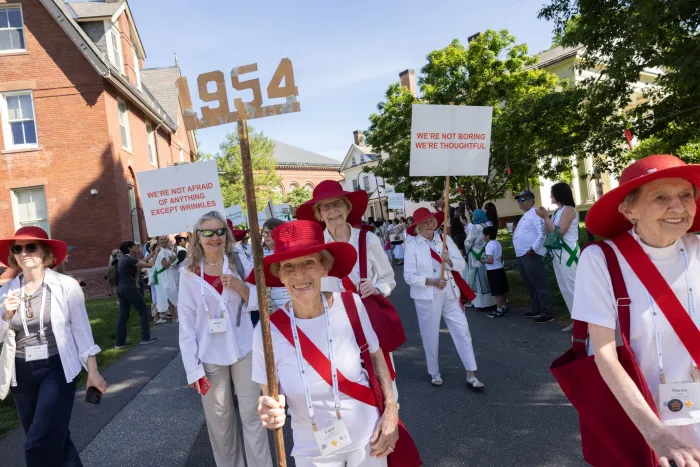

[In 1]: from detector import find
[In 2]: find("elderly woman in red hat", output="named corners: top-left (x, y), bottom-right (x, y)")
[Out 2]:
top-left (404, 208), bottom-right (484, 390)
top-left (253, 220), bottom-right (402, 466)
top-left (0, 227), bottom-right (107, 466)
top-left (572, 155), bottom-right (700, 466)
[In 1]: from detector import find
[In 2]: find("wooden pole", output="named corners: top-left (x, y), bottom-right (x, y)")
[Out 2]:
top-left (440, 175), bottom-right (450, 280)
top-left (237, 120), bottom-right (287, 466)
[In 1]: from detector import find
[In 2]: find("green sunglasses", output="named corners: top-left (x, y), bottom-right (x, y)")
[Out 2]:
top-left (197, 228), bottom-right (227, 238)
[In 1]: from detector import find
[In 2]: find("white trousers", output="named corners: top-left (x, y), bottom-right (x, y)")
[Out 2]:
top-left (155, 283), bottom-right (178, 313)
top-left (553, 253), bottom-right (577, 314)
top-left (294, 443), bottom-right (387, 467)
top-left (414, 287), bottom-right (478, 375)
top-left (202, 355), bottom-right (273, 467)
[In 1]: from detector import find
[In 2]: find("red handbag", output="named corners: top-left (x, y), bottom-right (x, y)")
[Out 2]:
top-left (550, 241), bottom-right (660, 467)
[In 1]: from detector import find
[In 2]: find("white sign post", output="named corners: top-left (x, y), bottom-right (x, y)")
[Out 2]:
top-left (387, 193), bottom-right (405, 210)
top-left (136, 160), bottom-right (224, 236)
top-left (409, 104), bottom-right (493, 176)
top-left (225, 204), bottom-right (246, 226)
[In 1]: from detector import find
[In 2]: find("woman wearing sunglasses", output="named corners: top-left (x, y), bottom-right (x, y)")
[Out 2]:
top-left (0, 227), bottom-right (107, 466)
top-left (177, 211), bottom-right (272, 467)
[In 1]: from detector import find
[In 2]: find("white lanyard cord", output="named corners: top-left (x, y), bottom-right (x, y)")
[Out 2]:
top-left (646, 242), bottom-right (697, 383)
top-left (289, 294), bottom-right (341, 431)
top-left (20, 276), bottom-right (47, 344)
top-left (200, 258), bottom-right (231, 319)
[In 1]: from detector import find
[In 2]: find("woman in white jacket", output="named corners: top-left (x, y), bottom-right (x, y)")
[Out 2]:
top-left (404, 208), bottom-right (484, 390)
top-left (178, 211), bottom-right (272, 467)
top-left (0, 227), bottom-right (107, 467)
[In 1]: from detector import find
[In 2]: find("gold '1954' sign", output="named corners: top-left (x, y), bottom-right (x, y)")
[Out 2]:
top-left (176, 58), bottom-right (301, 131)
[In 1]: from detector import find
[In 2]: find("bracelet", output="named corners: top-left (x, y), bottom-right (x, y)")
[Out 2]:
top-left (385, 399), bottom-right (400, 411)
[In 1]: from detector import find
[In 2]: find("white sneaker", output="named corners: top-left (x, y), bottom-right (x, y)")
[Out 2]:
top-left (561, 323), bottom-right (574, 332)
top-left (155, 318), bottom-right (167, 324)
top-left (431, 373), bottom-right (443, 386)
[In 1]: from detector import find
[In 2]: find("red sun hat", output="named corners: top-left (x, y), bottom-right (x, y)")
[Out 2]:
top-left (406, 207), bottom-right (445, 236)
top-left (0, 226), bottom-right (68, 269)
top-left (295, 180), bottom-right (369, 226)
top-left (226, 219), bottom-right (248, 242)
top-left (252, 220), bottom-right (357, 287)
top-left (586, 154), bottom-right (700, 239)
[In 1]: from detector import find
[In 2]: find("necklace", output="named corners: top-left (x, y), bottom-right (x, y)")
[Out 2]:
top-left (23, 283), bottom-right (42, 319)
top-left (204, 257), bottom-right (224, 266)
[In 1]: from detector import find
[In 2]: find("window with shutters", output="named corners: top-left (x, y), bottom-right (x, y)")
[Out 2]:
top-left (11, 187), bottom-right (50, 234)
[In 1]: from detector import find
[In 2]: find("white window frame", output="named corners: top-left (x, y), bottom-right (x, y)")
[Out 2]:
top-left (0, 90), bottom-right (39, 150)
top-left (11, 186), bottom-right (50, 235)
top-left (105, 21), bottom-right (124, 74)
top-left (146, 122), bottom-right (156, 166)
top-left (352, 179), bottom-right (359, 191)
top-left (127, 185), bottom-right (141, 244)
top-left (131, 47), bottom-right (141, 90)
top-left (0, 5), bottom-right (26, 54)
top-left (117, 99), bottom-right (131, 151)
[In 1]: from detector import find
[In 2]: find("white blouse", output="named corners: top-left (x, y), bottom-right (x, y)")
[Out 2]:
top-left (404, 232), bottom-right (466, 300)
top-left (321, 226), bottom-right (396, 296)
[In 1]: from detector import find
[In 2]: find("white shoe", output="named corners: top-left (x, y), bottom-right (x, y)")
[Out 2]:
top-left (431, 373), bottom-right (443, 386)
top-left (561, 323), bottom-right (574, 332)
top-left (155, 318), bottom-right (167, 324)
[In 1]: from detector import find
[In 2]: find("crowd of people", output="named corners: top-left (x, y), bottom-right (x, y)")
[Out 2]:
top-left (2, 154), bottom-right (700, 466)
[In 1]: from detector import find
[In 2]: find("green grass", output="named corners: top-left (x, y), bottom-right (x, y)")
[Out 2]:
top-left (0, 294), bottom-right (151, 438)
top-left (498, 222), bottom-right (590, 321)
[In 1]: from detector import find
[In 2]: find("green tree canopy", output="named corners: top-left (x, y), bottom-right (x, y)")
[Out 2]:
top-left (284, 186), bottom-right (312, 209)
top-left (365, 30), bottom-right (584, 206)
top-left (205, 126), bottom-right (282, 210)
top-left (539, 0), bottom-right (700, 173)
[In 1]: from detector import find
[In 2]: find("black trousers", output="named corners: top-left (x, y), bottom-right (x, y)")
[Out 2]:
top-left (516, 254), bottom-right (553, 318)
top-left (116, 285), bottom-right (152, 344)
top-left (12, 354), bottom-right (82, 467)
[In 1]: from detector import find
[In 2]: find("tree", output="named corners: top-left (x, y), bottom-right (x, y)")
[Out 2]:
top-left (285, 186), bottom-right (312, 209)
top-left (539, 0), bottom-right (700, 174)
top-left (365, 30), bottom-right (585, 206)
top-left (208, 126), bottom-right (283, 210)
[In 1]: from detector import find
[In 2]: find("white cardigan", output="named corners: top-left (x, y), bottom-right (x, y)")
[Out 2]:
top-left (0, 269), bottom-right (101, 383)
top-left (404, 232), bottom-right (466, 300)
top-left (177, 260), bottom-right (259, 385)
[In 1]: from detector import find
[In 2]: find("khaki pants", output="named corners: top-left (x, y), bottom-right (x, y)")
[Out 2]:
top-left (202, 355), bottom-right (273, 467)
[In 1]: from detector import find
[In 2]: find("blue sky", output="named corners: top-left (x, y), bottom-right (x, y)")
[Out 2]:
top-left (129, 0), bottom-right (556, 161)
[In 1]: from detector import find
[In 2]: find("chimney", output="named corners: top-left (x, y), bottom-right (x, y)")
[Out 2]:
top-left (399, 69), bottom-right (416, 96)
top-left (353, 130), bottom-right (363, 146)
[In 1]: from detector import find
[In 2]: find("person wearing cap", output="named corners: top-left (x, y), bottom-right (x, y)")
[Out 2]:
top-left (572, 155), bottom-right (700, 464)
top-left (253, 220), bottom-right (399, 466)
top-left (178, 211), bottom-right (272, 467)
top-left (0, 227), bottom-right (107, 466)
top-left (512, 190), bottom-right (554, 324)
top-left (404, 208), bottom-right (484, 390)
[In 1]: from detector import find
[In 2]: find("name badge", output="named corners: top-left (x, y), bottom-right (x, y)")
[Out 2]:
top-left (659, 382), bottom-right (700, 426)
top-left (313, 418), bottom-right (352, 457)
top-left (25, 344), bottom-right (48, 362)
top-left (208, 317), bottom-right (228, 334)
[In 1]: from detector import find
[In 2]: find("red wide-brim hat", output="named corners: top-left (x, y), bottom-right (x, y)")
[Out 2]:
top-left (226, 219), bottom-right (248, 242)
top-left (586, 154), bottom-right (700, 238)
top-left (406, 207), bottom-right (445, 236)
top-left (247, 220), bottom-right (357, 287)
top-left (0, 226), bottom-right (68, 269)
top-left (295, 180), bottom-right (369, 226)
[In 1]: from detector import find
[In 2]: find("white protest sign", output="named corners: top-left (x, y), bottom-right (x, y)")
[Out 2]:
top-left (273, 204), bottom-right (291, 220)
top-left (258, 212), bottom-right (268, 226)
top-left (225, 205), bottom-right (246, 226)
top-left (136, 160), bottom-right (224, 236)
top-left (387, 193), bottom-right (405, 210)
top-left (409, 104), bottom-right (493, 176)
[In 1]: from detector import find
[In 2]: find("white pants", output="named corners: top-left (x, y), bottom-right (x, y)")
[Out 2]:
top-left (553, 252), bottom-right (577, 314)
top-left (155, 283), bottom-right (178, 313)
top-left (393, 244), bottom-right (404, 260)
top-left (414, 287), bottom-right (478, 375)
top-left (202, 355), bottom-right (273, 467)
top-left (294, 443), bottom-right (387, 467)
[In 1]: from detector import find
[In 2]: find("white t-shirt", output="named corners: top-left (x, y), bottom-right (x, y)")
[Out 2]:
top-left (252, 292), bottom-right (380, 457)
top-left (484, 240), bottom-right (504, 270)
top-left (573, 230), bottom-right (700, 428)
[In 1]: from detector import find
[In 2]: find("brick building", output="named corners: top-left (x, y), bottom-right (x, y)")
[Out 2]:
top-left (0, 0), bottom-right (196, 296)
top-left (273, 140), bottom-right (343, 196)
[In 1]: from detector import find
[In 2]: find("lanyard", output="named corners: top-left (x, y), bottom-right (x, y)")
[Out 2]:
top-left (20, 276), bottom-right (47, 344)
top-left (200, 258), bottom-right (231, 319)
top-left (645, 241), bottom-right (697, 383)
top-left (289, 294), bottom-right (341, 431)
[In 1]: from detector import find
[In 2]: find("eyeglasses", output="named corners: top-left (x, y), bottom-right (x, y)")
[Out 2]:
top-left (11, 243), bottom-right (39, 255)
top-left (197, 228), bottom-right (227, 238)
top-left (517, 198), bottom-right (531, 203)
top-left (319, 199), bottom-right (345, 212)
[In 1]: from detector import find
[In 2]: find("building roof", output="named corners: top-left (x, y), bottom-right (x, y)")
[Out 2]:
top-left (141, 67), bottom-right (181, 123)
top-left (272, 140), bottom-right (342, 168)
top-left (66, 1), bottom-right (123, 19)
top-left (533, 45), bottom-right (584, 69)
